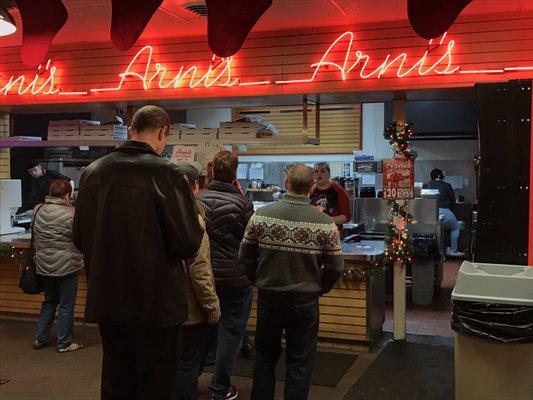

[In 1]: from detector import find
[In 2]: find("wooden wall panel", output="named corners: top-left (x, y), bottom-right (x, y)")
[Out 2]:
top-left (0, 12), bottom-right (532, 107)
top-left (233, 104), bottom-right (361, 154)
top-left (0, 113), bottom-right (9, 178)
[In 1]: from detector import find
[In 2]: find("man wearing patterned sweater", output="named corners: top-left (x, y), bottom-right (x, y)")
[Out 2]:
top-left (239, 164), bottom-right (344, 400)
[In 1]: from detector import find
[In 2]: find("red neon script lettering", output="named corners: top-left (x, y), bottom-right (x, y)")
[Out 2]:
top-left (277, 31), bottom-right (458, 84)
top-left (0, 60), bottom-right (59, 96)
top-left (110, 46), bottom-right (238, 91)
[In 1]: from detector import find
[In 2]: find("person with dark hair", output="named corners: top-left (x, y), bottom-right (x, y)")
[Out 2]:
top-left (33, 179), bottom-right (84, 353)
top-left (21, 160), bottom-right (74, 212)
top-left (240, 164), bottom-right (344, 400)
top-left (174, 161), bottom-right (221, 400)
top-left (310, 162), bottom-right (352, 235)
top-left (428, 168), bottom-right (464, 257)
top-left (199, 150), bottom-right (254, 400)
top-left (73, 105), bottom-right (204, 399)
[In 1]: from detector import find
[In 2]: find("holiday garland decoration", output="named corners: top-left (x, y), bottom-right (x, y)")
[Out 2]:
top-left (382, 121), bottom-right (416, 269)
top-left (343, 261), bottom-right (383, 281)
top-left (0, 244), bottom-right (28, 270)
top-left (385, 121), bottom-right (416, 160)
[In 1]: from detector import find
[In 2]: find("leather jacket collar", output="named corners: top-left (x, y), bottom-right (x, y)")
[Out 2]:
top-left (113, 140), bottom-right (160, 157)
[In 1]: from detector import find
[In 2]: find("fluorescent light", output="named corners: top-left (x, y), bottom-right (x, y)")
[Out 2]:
top-left (0, 9), bottom-right (16, 37)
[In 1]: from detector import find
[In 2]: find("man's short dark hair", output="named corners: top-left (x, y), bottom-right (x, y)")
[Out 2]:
top-left (213, 150), bottom-right (238, 183)
top-left (430, 168), bottom-right (444, 180)
top-left (314, 162), bottom-right (330, 174)
top-left (49, 179), bottom-right (72, 198)
top-left (287, 164), bottom-right (315, 195)
top-left (131, 105), bottom-right (170, 134)
top-left (175, 161), bottom-right (202, 188)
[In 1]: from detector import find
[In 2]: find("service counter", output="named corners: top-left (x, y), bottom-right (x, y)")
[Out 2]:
top-left (1, 234), bottom-right (385, 351)
top-left (0, 232), bottom-right (87, 319)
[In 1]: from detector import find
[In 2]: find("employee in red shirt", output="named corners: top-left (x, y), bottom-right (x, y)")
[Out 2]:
top-left (311, 162), bottom-right (352, 234)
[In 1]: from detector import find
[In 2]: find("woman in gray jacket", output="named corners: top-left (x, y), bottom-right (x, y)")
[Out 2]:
top-left (33, 179), bottom-right (84, 353)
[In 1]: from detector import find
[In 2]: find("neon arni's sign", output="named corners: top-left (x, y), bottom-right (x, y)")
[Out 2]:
top-left (0, 31), bottom-right (531, 98)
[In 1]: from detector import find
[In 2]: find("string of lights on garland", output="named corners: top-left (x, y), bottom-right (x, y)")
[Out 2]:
top-left (382, 121), bottom-right (417, 269)
top-left (385, 121), bottom-right (416, 160)
top-left (343, 261), bottom-right (383, 281)
top-left (0, 244), bottom-right (28, 270)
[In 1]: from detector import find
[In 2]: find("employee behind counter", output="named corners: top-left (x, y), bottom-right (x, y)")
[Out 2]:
top-left (18, 160), bottom-right (74, 213)
top-left (311, 162), bottom-right (352, 235)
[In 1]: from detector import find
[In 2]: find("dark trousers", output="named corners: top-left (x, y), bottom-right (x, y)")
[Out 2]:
top-left (177, 323), bottom-right (210, 400)
top-left (251, 294), bottom-right (319, 400)
top-left (98, 321), bottom-right (182, 400)
top-left (209, 285), bottom-right (254, 396)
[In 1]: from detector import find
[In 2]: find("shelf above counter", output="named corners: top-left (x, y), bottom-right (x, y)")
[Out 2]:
top-left (1, 136), bottom-right (319, 148)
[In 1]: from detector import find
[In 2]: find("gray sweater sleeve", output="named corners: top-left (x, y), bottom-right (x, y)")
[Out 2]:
top-left (319, 224), bottom-right (344, 294)
top-left (239, 216), bottom-right (259, 284)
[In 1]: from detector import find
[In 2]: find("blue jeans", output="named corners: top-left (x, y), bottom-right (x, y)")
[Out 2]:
top-left (251, 294), bottom-right (319, 400)
top-left (439, 208), bottom-right (461, 252)
top-left (209, 285), bottom-right (254, 397)
top-left (35, 273), bottom-right (78, 349)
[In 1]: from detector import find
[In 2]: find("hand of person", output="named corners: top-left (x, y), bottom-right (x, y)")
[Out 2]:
top-left (206, 306), bottom-right (221, 324)
top-left (313, 204), bottom-right (326, 213)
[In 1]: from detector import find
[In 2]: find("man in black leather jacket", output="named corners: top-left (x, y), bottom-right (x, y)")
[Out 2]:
top-left (199, 150), bottom-right (254, 400)
top-left (73, 105), bottom-right (203, 400)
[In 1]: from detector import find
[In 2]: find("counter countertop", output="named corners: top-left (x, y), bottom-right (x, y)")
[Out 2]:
top-left (341, 240), bottom-right (385, 261)
top-left (0, 231), bottom-right (31, 249)
top-left (2, 233), bottom-right (386, 261)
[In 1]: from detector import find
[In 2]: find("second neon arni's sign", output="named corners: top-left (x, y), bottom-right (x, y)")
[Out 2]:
top-left (0, 31), bottom-right (531, 99)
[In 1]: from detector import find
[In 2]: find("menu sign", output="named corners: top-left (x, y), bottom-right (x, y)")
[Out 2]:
top-left (382, 156), bottom-right (414, 200)
top-left (171, 145), bottom-right (196, 164)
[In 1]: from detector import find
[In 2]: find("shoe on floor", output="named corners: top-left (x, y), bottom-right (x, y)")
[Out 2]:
top-left (446, 250), bottom-right (465, 258)
top-left (58, 342), bottom-right (83, 353)
top-left (32, 340), bottom-right (50, 350)
top-left (211, 385), bottom-right (238, 400)
top-left (240, 344), bottom-right (255, 360)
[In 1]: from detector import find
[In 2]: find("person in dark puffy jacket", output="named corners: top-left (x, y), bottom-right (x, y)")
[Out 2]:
top-left (33, 179), bottom-right (84, 353)
top-left (199, 150), bottom-right (254, 400)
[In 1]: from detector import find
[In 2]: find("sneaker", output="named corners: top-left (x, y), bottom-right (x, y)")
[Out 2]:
top-left (211, 385), bottom-right (238, 400)
top-left (240, 344), bottom-right (255, 361)
top-left (58, 342), bottom-right (83, 353)
top-left (446, 250), bottom-right (465, 258)
top-left (32, 340), bottom-right (50, 350)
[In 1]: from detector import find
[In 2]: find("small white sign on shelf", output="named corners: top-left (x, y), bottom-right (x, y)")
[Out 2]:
top-left (170, 145), bottom-right (196, 164)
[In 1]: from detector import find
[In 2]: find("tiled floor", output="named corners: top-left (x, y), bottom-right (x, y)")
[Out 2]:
top-left (383, 260), bottom-right (462, 337)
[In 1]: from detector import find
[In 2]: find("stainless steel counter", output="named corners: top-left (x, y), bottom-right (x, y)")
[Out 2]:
top-left (0, 231), bottom-right (30, 249)
top-left (342, 240), bottom-right (385, 261)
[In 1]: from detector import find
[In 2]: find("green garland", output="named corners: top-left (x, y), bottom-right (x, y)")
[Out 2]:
top-left (384, 121), bottom-right (417, 160)
top-left (0, 244), bottom-right (28, 270)
top-left (381, 121), bottom-right (416, 269)
top-left (343, 261), bottom-right (385, 281)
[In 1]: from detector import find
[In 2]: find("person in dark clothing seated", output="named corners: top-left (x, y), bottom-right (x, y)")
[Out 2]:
top-left (427, 168), bottom-right (464, 257)
top-left (240, 164), bottom-right (344, 400)
top-left (199, 150), bottom-right (254, 400)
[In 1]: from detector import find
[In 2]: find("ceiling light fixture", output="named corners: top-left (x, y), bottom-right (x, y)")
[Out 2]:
top-left (0, 7), bottom-right (16, 37)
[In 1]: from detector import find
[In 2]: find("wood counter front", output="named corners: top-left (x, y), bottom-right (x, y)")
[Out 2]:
top-left (1, 244), bottom-right (384, 350)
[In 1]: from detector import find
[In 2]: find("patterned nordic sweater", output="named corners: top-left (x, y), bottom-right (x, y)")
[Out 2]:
top-left (239, 194), bottom-right (344, 296)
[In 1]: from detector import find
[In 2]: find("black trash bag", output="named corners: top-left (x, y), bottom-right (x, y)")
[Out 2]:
top-left (452, 300), bottom-right (533, 343)
top-left (412, 234), bottom-right (440, 260)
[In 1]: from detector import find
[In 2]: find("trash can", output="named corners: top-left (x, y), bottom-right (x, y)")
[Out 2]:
top-left (411, 234), bottom-right (441, 305)
top-left (452, 261), bottom-right (533, 400)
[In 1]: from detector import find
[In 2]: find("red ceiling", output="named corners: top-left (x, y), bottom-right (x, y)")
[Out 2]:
top-left (1, 0), bottom-right (532, 48)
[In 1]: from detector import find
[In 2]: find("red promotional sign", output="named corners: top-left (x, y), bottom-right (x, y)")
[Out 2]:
top-left (383, 156), bottom-right (414, 200)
